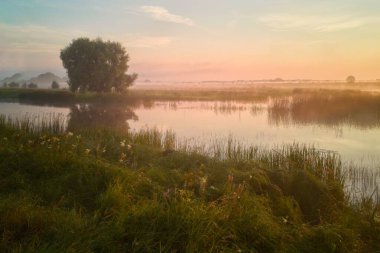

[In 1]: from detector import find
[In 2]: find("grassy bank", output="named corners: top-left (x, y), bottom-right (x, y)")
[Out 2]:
top-left (3, 86), bottom-right (379, 106)
top-left (2, 83), bottom-right (380, 107)
top-left (0, 87), bottom-right (293, 105)
top-left (0, 116), bottom-right (379, 252)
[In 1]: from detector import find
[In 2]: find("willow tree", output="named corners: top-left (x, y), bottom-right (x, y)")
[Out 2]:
top-left (60, 38), bottom-right (137, 93)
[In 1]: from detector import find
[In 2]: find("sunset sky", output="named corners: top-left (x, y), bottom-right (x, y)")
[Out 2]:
top-left (1, 0), bottom-right (380, 81)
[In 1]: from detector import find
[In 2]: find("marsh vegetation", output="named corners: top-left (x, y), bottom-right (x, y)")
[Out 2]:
top-left (0, 86), bottom-right (379, 252)
top-left (0, 114), bottom-right (379, 252)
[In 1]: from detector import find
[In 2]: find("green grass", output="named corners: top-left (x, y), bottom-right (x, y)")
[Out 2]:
top-left (0, 116), bottom-right (379, 252)
top-left (0, 86), bottom-right (365, 105)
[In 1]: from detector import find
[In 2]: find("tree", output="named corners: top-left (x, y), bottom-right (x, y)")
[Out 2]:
top-left (346, 75), bottom-right (356, 84)
top-left (60, 38), bottom-right (137, 93)
top-left (27, 83), bottom-right (38, 89)
top-left (8, 82), bottom-right (20, 88)
top-left (51, 81), bottom-right (60, 89)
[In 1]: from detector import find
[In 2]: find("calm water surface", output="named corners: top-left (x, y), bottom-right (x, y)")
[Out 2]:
top-left (1, 100), bottom-right (380, 168)
top-left (129, 101), bottom-right (380, 168)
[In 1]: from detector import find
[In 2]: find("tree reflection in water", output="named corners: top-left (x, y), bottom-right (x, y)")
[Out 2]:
top-left (67, 103), bottom-right (138, 131)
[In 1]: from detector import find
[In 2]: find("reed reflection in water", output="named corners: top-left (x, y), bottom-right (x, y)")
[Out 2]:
top-left (1, 91), bottom-right (380, 168)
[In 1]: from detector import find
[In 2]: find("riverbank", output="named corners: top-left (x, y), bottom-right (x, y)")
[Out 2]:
top-left (0, 116), bottom-right (379, 252)
top-left (0, 87), bottom-right (293, 105)
top-left (1, 84), bottom-right (380, 106)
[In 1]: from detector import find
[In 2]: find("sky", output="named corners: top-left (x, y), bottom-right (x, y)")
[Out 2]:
top-left (1, 0), bottom-right (380, 81)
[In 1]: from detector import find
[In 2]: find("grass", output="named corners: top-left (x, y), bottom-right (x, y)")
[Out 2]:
top-left (3, 86), bottom-right (376, 106)
top-left (268, 90), bottom-right (380, 128)
top-left (0, 115), bottom-right (379, 252)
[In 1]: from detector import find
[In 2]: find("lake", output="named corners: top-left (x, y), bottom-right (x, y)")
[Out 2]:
top-left (1, 94), bottom-right (380, 170)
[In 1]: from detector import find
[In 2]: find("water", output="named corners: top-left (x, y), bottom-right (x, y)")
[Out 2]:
top-left (0, 102), bottom-right (70, 117)
top-left (129, 101), bottom-right (380, 168)
top-left (1, 98), bottom-right (380, 169)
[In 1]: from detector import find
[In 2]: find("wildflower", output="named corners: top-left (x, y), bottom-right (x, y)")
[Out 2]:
top-left (102, 147), bottom-right (106, 153)
top-left (163, 189), bottom-right (170, 199)
top-left (120, 140), bottom-right (126, 147)
top-left (76, 135), bottom-right (81, 139)
top-left (67, 132), bottom-right (74, 137)
top-left (119, 152), bottom-right (127, 163)
top-left (40, 141), bottom-right (46, 145)
top-left (127, 144), bottom-right (132, 150)
top-left (85, 149), bottom-right (91, 155)
top-left (227, 174), bottom-right (234, 184)
top-left (233, 183), bottom-right (245, 199)
top-left (28, 140), bottom-right (33, 145)
top-left (200, 176), bottom-right (208, 194)
top-left (3, 137), bottom-right (7, 142)
top-left (72, 144), bottom-right (77, 149)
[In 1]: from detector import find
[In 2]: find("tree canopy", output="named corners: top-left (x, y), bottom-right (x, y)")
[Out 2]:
top-left (51, 81), bottom-right (60, 89)
top-left (27, 83), bottom-right (38, 89)
top-left (60, 38), bottom-right (137, 93)
top-left (346, 75), bottom-right (356, 84)
top-left (8, 82), bottom-right (20, 88)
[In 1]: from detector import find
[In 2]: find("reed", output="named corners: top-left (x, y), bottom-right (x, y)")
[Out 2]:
top-left (0, 115), bottom-right (379, 252)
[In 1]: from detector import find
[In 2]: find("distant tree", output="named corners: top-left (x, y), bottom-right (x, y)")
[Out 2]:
top-left (8, 82), bottom-right (20, 88)
top-left (51, 81), bottom-right (60, 89)
top-left (346, 75), bottom-right (356, 84)
top-left (27, 83), bottom-right (38, 89)
top-left (21, 82), bottom-right (27, 88)
top-left (60, 38), bottom-right (137, 93)
top-left (2, 82), bottom-right (7, 88)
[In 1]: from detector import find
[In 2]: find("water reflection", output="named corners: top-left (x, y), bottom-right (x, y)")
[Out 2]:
top-left (268, 93), bottom-right (380, 128)
top-left (68, 104), bottom-right (138, 131)
top-left (150, 101), bottom-right (252, 115)
top-left (0, 102), bottom-right (138, 132)
top-left (127, 95), bottom-right (380, 168)
top-left (1, 91), bottom-right (380, 167)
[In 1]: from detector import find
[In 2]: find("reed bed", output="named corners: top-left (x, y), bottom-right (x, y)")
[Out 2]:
top-left (0, 113), bottom-right (67, 134)
top-left (0, 114), bottom-right (373, 198)
top-left (0, 114), bottom-right (379, 252)
top-left (268, 91), bottom-right (380, 128)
